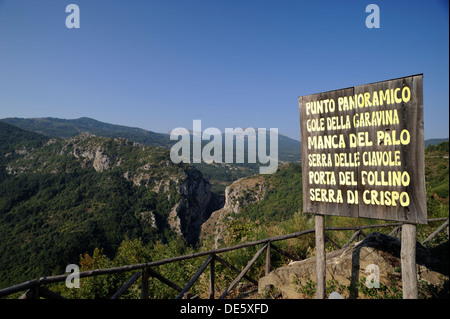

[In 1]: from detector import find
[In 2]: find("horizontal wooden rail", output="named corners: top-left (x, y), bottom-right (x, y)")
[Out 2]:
top-left (0, 217), bottom-right (447, 299)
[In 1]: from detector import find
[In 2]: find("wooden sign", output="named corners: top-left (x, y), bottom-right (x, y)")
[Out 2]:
top-left (299, 74), bottom-right (427, 224)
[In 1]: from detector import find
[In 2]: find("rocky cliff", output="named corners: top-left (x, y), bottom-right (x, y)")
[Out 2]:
top-left (167, 168), bottom-right (213, 243)
top-left (200, 174), bottom-right (271, 247)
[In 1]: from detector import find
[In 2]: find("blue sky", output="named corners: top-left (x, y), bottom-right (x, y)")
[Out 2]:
top-left (0, 0), bottom-right (448, 140)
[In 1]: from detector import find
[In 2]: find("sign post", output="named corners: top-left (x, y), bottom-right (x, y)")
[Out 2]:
top-left (401, 223), bottom-right (418, 298)
top-left (315, 214), bottom-right (326, 299)
top-left (298, 74), bottom-right (426, 299)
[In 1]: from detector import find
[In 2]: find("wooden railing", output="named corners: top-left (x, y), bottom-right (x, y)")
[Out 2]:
top-left (0, 217), bottom-right (448, 299)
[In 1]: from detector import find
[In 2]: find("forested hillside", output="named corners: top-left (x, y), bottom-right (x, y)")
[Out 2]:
top-left (0, 122), bottom-right (218, 288)
top-left (425, 141), bottom-right (449, 218)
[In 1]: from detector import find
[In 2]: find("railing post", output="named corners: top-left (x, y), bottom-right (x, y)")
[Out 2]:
top-left (209, 254), bottom-right (215, 299)
top-left (265, 241), bottom-right (271, 276)
top-left (447, 222), bottom-right (449, 237)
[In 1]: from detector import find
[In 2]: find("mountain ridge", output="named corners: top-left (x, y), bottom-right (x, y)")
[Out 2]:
top-left (2, 116), bottom-right (447, 152)
top-left (0, 117), bottom-right (172, 148)
top-left (0, 117), bottom-right (303, 162)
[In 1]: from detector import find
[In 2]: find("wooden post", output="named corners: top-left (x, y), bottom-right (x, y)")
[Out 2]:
top-left (315, 214), bottom-right (326, 299)
top-left (265, 241), bottom-right (271, 276)
top-left (209, 255), bottom-right (215, 299)
top-left (401, 223), bottom-right (418, 299)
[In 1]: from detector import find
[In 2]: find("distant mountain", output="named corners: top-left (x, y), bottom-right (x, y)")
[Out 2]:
top-left (0, 117), bottom-right (301, 162)
top-left (0, 120), bottom-right (49, 153)
top-left (1, 117), bottom-right (172, 148)
top-left (425, 138), bottom-right (449, 147)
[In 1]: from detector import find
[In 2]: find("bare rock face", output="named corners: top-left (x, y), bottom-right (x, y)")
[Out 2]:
top-left (168, 202), bottom-right (184, 236)
top-left (91, 148), bottom-right (112, 172)
top-left (70, 134), bottom-right (117, 172)
top-left (200, 175), bottom-right (270, 248)
top-left (258, 232), bottom-right (448, 299)
top-left (168, 169), bottom-right (213, 244)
